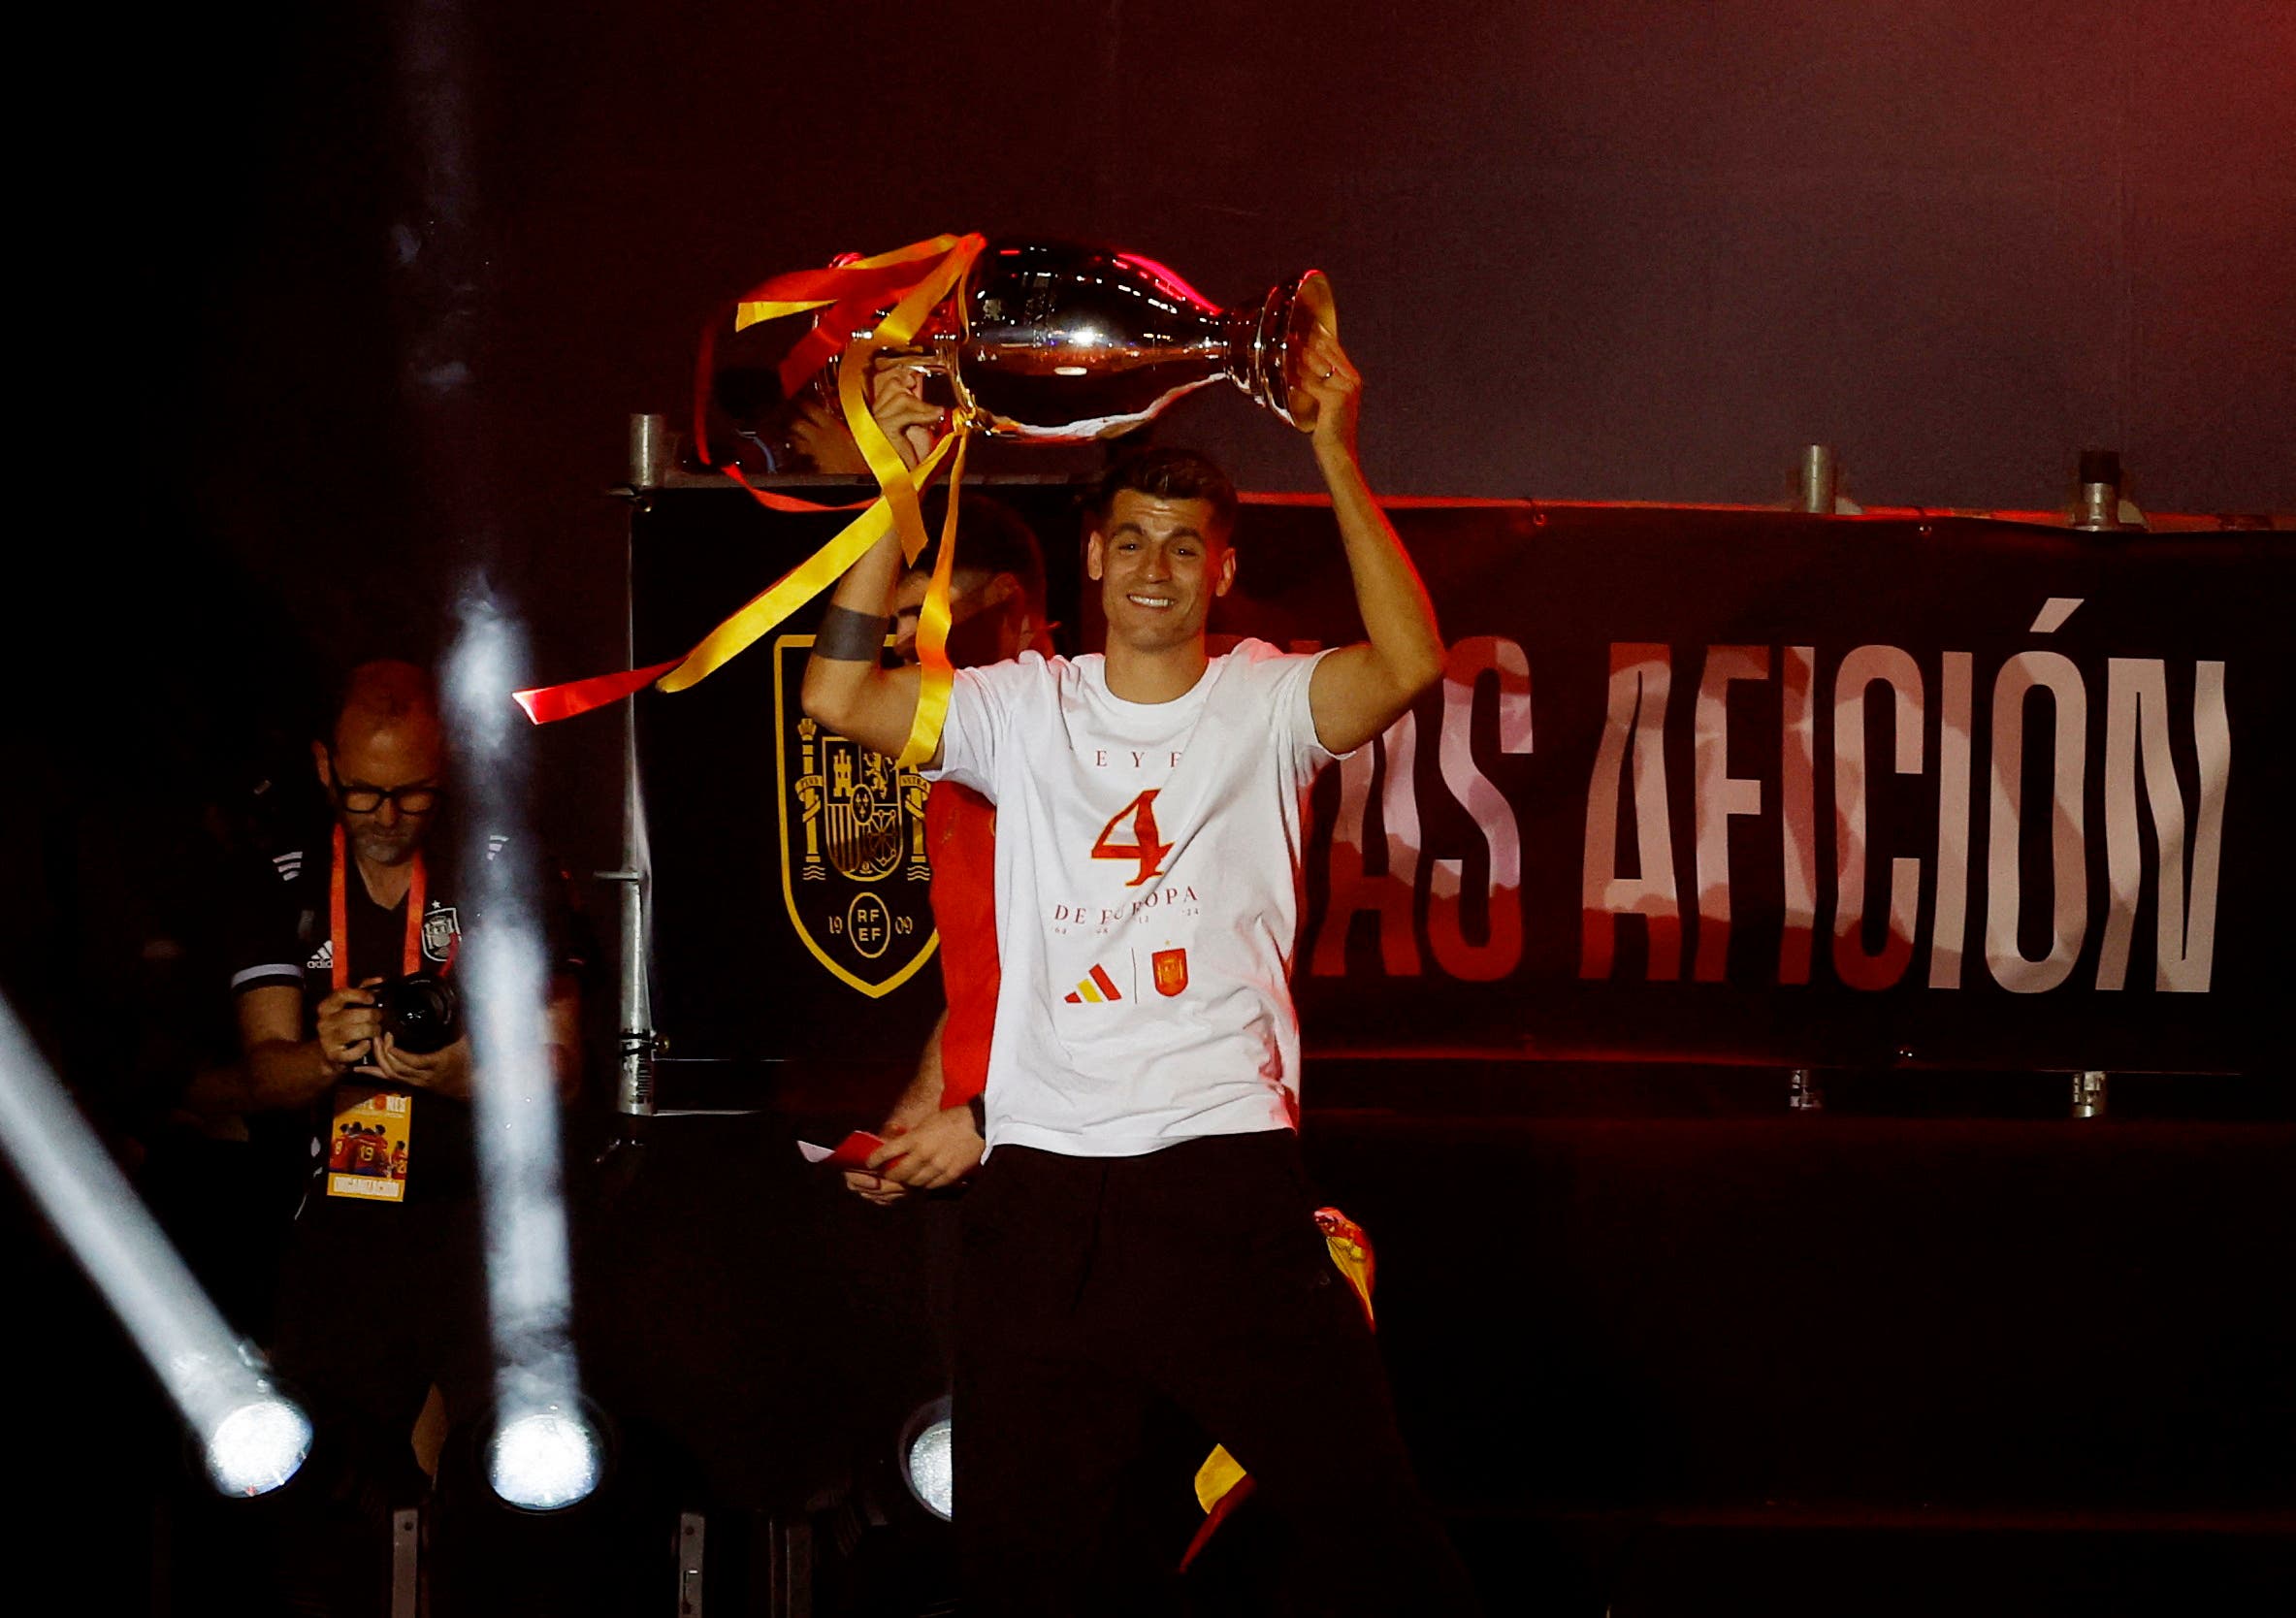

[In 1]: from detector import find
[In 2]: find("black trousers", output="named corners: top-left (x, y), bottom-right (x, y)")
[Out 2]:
top-left (956, 1129), bottom-right (1481, 1616)
top-left (270, 1190), bottom-right (489, 1457)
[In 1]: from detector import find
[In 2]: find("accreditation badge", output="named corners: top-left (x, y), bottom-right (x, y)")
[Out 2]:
top-left (325, 1084), bottom-right (412, 1202)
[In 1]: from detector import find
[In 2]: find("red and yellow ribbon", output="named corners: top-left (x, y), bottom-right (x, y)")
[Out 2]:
top-left (904, 428), bottom-right (969, 764)
top-left (736, 234), bottom-right (970, 404)
top-left (817, 233), bottom-right (980, 765)
top-left (516, 231), bottom-right (986, 762)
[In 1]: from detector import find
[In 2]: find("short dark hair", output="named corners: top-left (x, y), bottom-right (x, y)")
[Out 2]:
top-left (911, 491), bottom-right (1048, 613)
top-left (1094, 448), bottom-right (1238, 539)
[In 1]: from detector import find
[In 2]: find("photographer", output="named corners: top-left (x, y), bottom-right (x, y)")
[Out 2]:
top-left (222, 661), bottom-right (580, 1116)
top-left (218, 658), bottom-right (581, 1586)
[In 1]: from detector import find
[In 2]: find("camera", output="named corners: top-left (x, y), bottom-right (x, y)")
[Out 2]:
top-left (371, 974), bottom-right (463, 1055)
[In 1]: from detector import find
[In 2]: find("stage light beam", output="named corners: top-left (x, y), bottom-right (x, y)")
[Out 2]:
top-left (444, 587), bottom-right (602, 1512)
top-left (0, 997), bottom-right (311, 1498)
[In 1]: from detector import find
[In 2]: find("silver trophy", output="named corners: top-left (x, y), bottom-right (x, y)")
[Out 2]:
top-left (709, 240), bottom-right (1337, 469)
top-left (927, 240), bottom-right (1336, 439)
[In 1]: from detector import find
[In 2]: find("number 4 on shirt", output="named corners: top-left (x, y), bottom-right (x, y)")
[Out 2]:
top-left (1092, 791), bottom-right (1172, 887)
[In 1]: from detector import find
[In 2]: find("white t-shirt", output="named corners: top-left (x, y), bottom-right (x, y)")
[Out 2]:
top-left (926, 639), bottom-right (1342, 1156)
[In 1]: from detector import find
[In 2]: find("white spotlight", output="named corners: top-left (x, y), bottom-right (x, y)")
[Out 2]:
top-left (899, 1398), bottom-right (954, 1521)
top-left (488, 1405), bottom-right (604, 1512)
top-left (205, 1395), bottom-right (314, 1498)
top-left (1, 998), bottom-right (311, 1499)
top-left (443, 592), bottom-right (603, 1516)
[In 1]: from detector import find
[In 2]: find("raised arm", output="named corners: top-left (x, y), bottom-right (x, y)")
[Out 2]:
top-left (800, 362), bottom-right (944, 760)
top-left (800, 523), bottom-right (926, 760)
top-left (1293, 328), bottom-right (1444, 756)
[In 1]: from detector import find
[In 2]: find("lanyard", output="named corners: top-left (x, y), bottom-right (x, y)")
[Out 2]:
top-left (330, 824), bottom-right (428, 990)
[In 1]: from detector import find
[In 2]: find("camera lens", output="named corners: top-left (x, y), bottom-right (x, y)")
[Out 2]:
top-left (375, 975), bottom-right (461, 1055)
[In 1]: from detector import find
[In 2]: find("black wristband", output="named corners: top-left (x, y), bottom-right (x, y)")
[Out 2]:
top-left (815, 605), bottom-right (889, 662)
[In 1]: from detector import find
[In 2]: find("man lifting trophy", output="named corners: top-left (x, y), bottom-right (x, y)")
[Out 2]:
top-left (793, 237), bottom-right (1482, 1614)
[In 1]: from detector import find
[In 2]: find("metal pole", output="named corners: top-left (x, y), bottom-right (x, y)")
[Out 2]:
top-left (678, 1512), bottom-right (705, 1617)
top-left (603, 462), bottom-right (658, 1118)
top-left (1797, 444), bottom-right (1838, 515)
top-left (2073, 449), bottom-right (2127, 532)
top-left (390, 1508), bottom-right (420, 1618)
top-left (769, 1518), bottom-right (812, 1618)
top-left (630, 411), bottom-right (670, 491)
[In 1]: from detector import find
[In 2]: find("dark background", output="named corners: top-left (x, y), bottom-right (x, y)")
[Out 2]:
top-left (39, 0), bottom-right (2296, 920)
top-left (12, 2), bottom-right (2294, 1611)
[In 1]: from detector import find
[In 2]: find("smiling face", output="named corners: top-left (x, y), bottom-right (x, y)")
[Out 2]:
top-left (1087, 490), bottom-right (1236, 657)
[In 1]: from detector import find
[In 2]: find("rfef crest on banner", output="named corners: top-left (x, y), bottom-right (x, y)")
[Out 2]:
top-left (773, 635), bottom-right (940, 997)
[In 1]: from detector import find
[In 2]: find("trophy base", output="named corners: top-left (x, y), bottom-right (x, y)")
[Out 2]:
top-left (1238, 270), bottom-right (1336, 432)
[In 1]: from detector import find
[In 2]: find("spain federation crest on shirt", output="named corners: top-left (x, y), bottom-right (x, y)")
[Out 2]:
top-left (774, 633), bottom-right (940, 997)
top-left (420, 904), bottom-right (460, 965)
top-left (1151, 948), bottom-right (1189, 997)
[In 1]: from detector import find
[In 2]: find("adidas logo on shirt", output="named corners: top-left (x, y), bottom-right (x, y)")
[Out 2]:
top-left (1063, 963), bottom-right (1125, 1005)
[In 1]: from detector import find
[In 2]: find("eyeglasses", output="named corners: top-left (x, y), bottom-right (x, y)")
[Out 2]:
top-left (335, 781), bottom-right (441, 815)
top-left (324, 744), bottom-right (442, 815)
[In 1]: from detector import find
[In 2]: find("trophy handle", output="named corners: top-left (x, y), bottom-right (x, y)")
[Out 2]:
top-left (1271, 271), bottom-right (1337, 432)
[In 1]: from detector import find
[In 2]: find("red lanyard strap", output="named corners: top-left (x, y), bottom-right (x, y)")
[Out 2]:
top-left (330, 824), bottom-right (428, 990)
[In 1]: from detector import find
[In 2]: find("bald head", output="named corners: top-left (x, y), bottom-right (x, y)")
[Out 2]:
top-left (331, 661), bottom-right (439, 751)
top-left (318, 660), bottom-right (446, 867)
